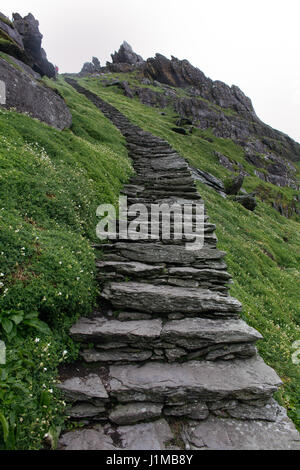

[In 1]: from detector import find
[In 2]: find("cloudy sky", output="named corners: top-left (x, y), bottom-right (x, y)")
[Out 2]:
top-left (3, 0), bottom-right (300, 143)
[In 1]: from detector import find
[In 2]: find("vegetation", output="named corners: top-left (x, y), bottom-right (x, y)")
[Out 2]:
top-left (0, 78), bottom-right (132, 449)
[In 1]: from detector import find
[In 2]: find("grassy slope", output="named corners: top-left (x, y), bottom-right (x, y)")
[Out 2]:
top-left (0, 77), bottom-right (132, 449)
top-left (79, 76), bottom-right (300, 428)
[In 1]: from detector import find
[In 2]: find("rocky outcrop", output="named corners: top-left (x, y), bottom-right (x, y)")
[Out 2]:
top-left (12, 13), bottom-right (55, 78)
top-left (111, 41), bottom-right (144, 66)
top-left (80, 57), bottom-right (101, 75)
top-left (0, 55), bottom-right (71, 129)
top-left (144, 54), bottom-right (256, 118)
top-left (57, 79), bottom-right (300, 450)
top-left (0, 12), bottom-right (55, 78)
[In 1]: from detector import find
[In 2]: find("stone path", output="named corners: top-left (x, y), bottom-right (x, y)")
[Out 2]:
top-left (57, 78), bottom-right (300, 450)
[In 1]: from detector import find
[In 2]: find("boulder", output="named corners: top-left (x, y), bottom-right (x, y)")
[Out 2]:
top-left (224, 173), bottom-right (244, 195)
top-left (0, 55), bottom-right (72, 129)
top-left (234, 194), bottom-right (257, 211)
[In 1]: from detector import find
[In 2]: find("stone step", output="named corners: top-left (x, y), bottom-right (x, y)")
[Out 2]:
top-left (108, 242), bottom-right (225, 265)
top-left (181, 414), bottom-right (300, 450)
top-left (70, 316), bottom-right (261, 363)
top-left (101, 282), bottom-right (242, 315)
top-left (108, 356), bottom-right (281, 404)
top-left (59, 419), bottom-right (176, 450)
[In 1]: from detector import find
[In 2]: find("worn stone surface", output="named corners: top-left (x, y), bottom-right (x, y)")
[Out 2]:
top-left (109, 402), bottom-right (163, 425)
top-left (57, 374), bottom-right (108, 404)
top-left (102, 282), bottom-right (242, 314)
top-left (109, 356), bottom-right (281, 404)
top-left (67, 403), bottom-right (107, 419)
top-left (70, 317), bottom-right (162, 343)
top-left (164, 402), bottom-right (209, 420)
top-left (81, 348), bottom-right (153, 363)
top-left (59, 428), bottom-right (117, 450)
top-left (181, 414), bottom-right (300, 450)
top-left (116, 419), bottom-right (175, 450)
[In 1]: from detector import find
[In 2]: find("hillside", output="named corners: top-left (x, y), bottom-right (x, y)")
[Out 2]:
top-left (0, 14), bottom-right (299, 450)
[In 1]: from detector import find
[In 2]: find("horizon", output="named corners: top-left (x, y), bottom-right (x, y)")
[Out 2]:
top-left (2, 0), bottom-right (300, 144)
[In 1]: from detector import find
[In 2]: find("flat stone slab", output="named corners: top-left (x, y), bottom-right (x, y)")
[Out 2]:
top-left (81, 348), bottom-right (153, 363)
top-left (96, 260), bottom-right (165, 277)
top-left (116, 419), bottom-right (175, 450)
top-left (70, 317), bottom-right (162, 343)
top-left (109, 356), bottom-right (282, 404)
top-left (109, 402), bottom-right (163, 425)
top-left (102, 282), bottom-right (242, 314)
top-left (181, 414), bottom-right (300, 450)
top-left (114, 242), bottom-right (226, 265)
top-left (59, 428), bottom-right (117, 450)
top-left (161, 318), bottom-right (262, 349)
top-left (57, 374), bottom-right (108, 403)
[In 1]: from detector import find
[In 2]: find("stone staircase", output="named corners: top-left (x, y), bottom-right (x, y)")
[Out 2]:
top-left (57, 79), bottom-right (300, 450)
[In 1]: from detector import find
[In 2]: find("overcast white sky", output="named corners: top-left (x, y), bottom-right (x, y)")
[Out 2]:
top-left (2, 0), bottom-right (300, 143)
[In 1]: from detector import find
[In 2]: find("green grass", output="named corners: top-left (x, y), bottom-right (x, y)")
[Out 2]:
top-left (77, 75), bottom-right (300, 428)
top-left (0, 78), bottom-right (132, 449)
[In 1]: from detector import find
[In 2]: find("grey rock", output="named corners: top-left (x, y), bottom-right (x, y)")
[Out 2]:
top-left (117, 419), bottom-right (175, 450)
top-left (57, 374), bottom-right (108, 404)
top-left (109, 403), bottom-right (163, 425)
top-left (67, 403), bottom-right (107, 419)
top-left (234, 194), bottom-right (257, 211)
top-left (96, 260), bottom-right (165, 277)
top-left (224, 173), bottom-right (244, 195)
top-left (0, 56), bottom-right (71, 129)
top-left (161, 318), bottom-right (262, 350)
top-left (227, 398), bottom-right (283, 422)
top-left (181, 414), bottom-right (300, 450)
top-left (109, 356), bottom-right (281, 404)
top-left (59, 428), bottom-right (117, 450)
top-left (102, 282), bottom-right (242, 314)
top-left (164, 402), bottom-right (209, 420)
top-left (81, 348), bottom-right (152, 363)
top-left (114, 242), bottom-right (226, 265)
top-left (70, 317), bottom-right (162, 344)
top-left (111, 41), bottom-right (144, 65)
top-left (12, 13), bottom-right (55, 77)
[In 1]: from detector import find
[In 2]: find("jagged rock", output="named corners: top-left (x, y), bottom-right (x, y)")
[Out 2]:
top-left (109, 403), bottom-right (163, 425)
top-left (226, 398), bottom-right (283, 422)
top-left (224, 173), bottom-right (244, 195)
top-left (102, 282), bottom-right (242, 314)
top-left (111, 41), bottom-right (144, 65)
top-left (0, 12), bottom-right (26, 62)
top-left (109, 356), bottom-right (281, 404)
top-left (181, 414), bottom-right (300, 450)
top-left (80, 56), bottom-right (101, 75)
top-left (190, 167), bottom-right (227, 197)
top-left (12, 13), bottom-right (55, 77)
top-left (0, 56), bottom-right (72, 129)
top-left (234, 194), bottom-right (257, 211)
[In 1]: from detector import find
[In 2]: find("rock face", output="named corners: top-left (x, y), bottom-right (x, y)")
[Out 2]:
top-left (0, 55), bottom-right (72, 129)
top-left (0, 12), bottom-right (55, 78)
top-left (80, 56), bottom-right (101, 75)
top-left (0, 11), bottom-right (71, 129)
top-left (57, 79), bottom-right (300, 450)
top-left (111, 41), bottom-right (144, 66)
